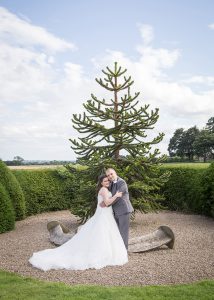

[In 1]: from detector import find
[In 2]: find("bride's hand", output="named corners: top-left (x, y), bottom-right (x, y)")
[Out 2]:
top-left (100, 201), bottom-right (106, 207)
top-left (115, 191), bottom-right (122, 198)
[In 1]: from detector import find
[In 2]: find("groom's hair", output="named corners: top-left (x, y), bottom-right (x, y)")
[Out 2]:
top-left (106, 168), bottom-right (116, 174)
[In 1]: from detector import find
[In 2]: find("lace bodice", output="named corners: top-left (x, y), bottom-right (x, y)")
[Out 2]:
top-left (97, 191), bottom-right (112, 204)
top-left (96, 192), bottom-right (113, 215)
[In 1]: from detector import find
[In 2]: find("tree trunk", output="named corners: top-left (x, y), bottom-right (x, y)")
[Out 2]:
top-left (114, 75), bottom-right (119, 161)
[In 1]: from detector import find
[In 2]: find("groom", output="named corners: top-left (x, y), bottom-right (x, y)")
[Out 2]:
top-left (100, 168), bottom-right (134, 249)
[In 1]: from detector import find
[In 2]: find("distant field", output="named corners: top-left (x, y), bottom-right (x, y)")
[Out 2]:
top-left (8, 165), bottom-right (64, 170)
top-left (161, 162), bottom-right (210, 169)
top-left (8, 162), bottom-right (211, 170)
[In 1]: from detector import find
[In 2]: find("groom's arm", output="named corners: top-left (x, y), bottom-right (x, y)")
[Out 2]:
top-left (107, 180), bottom-right (128, 206)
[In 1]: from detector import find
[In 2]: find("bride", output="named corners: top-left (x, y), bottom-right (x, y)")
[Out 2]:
top-left (29, 174), bottom-right (128, 271)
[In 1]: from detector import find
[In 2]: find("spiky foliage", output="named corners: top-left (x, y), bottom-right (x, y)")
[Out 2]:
top-left (70, 62), bottom-right (164, 162)
top-left (69, 62), bottom-right (169, 223)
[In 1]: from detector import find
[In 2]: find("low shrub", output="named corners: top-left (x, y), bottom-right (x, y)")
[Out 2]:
top-left (200, 162), bottom-right (214, 217)
top-left (0, 160), bottom-right (25, 220)
top-left (0, 182), bottom-right (15, 233)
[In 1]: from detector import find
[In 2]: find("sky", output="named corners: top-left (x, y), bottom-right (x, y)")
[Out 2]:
top-left (0, 0), bottom-right (214, 161)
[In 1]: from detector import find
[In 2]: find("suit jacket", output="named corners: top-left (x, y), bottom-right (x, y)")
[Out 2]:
top-left (110, 177), bottom-right (134, 216)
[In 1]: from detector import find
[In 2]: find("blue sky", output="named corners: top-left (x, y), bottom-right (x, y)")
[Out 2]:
top-left (0, 0), bottom-right (214, 160)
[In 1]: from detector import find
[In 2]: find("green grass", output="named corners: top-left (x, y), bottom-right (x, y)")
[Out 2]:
top-left (161, 162), bottom-right (210, 169)
top-left (0, 270), bottom-right (213, 300)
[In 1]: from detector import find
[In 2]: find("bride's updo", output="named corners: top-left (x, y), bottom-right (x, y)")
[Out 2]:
top-left (96, 174), bottom-right (108, 195)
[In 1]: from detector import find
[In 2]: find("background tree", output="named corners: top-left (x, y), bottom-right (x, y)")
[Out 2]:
top-left (168, 128), bottom-right (185, 157)
top-left (13, 156), bottom-right (24, 165)
top-left (168, 118), bottom-right (214, 162)
top-left (193, 130), bottom-right (214, 162)
top-left (182, 126), bottom-right (200, 161)
top-left (206, 117), bottom-right (214, 133)
top-left (168, 127), bottom-right (199, 160)
top-left (69, 62), bottom-right (169, 223)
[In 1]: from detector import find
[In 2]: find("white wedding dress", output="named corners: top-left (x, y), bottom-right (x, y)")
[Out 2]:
top-left (29, 192), bottom-right (128, 271)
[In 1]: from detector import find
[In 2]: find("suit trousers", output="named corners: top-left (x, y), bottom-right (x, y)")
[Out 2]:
top-left (114, 213), bottom-right (130, 250)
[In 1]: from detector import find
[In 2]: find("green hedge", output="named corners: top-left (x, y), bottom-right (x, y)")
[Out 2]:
top-left (200, 162), bottom-right (214, 217)
top-left (7, 163), bottom-right (213, 221)
top-left (161, 163), bottom-right (214, 217)
top-left (0, 182), bottom-right (15, 233)
top-left (13, 168), bottom-right (75, 216)
top-left (0, 161), bottom-right (25, 220)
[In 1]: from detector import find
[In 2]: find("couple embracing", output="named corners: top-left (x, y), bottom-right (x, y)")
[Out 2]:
top-left (29, 168), bottom-right (134, 271)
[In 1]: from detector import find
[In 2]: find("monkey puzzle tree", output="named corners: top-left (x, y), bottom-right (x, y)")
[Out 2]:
top-left (70, 62), bottom-right (164, 162)
top-left (69, 62), bottom-right (169, 223)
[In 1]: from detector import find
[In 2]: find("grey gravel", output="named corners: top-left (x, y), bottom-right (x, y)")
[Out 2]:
top-left (0, 210), bottom-right (213, 286)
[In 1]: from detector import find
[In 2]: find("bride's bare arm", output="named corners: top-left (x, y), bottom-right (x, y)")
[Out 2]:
top-left (100, 187), bottom-right (122, 206)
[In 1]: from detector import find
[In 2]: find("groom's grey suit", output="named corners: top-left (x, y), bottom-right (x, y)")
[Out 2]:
top-left (110, 177), bottom-right (134, 249)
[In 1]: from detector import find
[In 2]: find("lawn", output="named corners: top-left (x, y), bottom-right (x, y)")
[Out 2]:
top-left (0, 270), bottom-right (213, 300)
top-left (161, 162), bottom-right (210, 169)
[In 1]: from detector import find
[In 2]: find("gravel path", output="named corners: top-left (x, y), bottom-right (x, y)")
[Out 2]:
top-left (0, 210), bottom-right (213, 286)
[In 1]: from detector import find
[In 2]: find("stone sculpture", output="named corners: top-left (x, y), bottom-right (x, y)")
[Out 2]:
top-left (128, 225), bottom-right (175, 252)
top-left (47, 221), bottom-right (175, 252)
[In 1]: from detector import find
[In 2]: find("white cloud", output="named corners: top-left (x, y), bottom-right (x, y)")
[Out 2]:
top-left (0, 7), bottom-right (76, 52)
top-left (0, 7), bottom-right (82, 160)
top-left (137, 23), bottom-right (154, 45)
top-left (91, 26), bottom-right (214, 152)
top-left (0, 8), bottom-right (213, 160)
top-left (181, 75), bottom-right (214, 86)
top-left (208, 23), bottom-right (214, 30)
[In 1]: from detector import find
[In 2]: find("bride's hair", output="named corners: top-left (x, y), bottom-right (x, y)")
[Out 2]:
top-left (96, 174), bottom-right (108, 195)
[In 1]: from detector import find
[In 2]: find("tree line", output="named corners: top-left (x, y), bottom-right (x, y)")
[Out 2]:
top-left (168, 117), bottom-right (214, 162)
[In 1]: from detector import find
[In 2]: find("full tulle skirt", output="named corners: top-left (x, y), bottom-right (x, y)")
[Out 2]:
top-left (29, 206), bottom-right (128, 271)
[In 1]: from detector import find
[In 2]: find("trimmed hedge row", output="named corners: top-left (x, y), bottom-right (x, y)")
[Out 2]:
top-left (0, 162), bottom-right (212, 234)
top-left (0, 160), bottom-right (25, 221)
top-left (161, 163), bottom-right (214, 217)
top-left (200, 163), bottom-right (214, 217)
top-left (0, 182), bottom-right (15, 233)
top-left (11, 163), bottom-right (214, 219)
top-left (13, 169), bottom-right (75, 216)
top-left (162, 168), bottom-right (204, 212)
